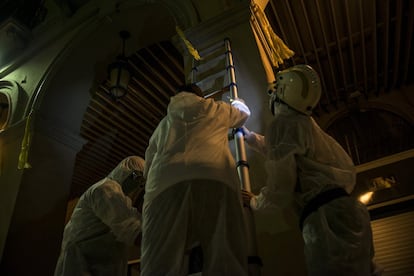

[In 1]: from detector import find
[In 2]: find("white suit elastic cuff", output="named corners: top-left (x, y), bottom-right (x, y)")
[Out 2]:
top-left (231, 100), bottom-right (251, 116)
top-left (244, 131), bottom-right (256, 144)
top-left (250, 196), bottom-right (259, 210)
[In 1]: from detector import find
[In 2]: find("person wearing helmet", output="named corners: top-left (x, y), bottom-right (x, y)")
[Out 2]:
top-left (242, 65), bottom-right (380, 275)
top-left (141, 84), bottom-right (250, 276)
top-left (54, 156), bottom-right (145, 276)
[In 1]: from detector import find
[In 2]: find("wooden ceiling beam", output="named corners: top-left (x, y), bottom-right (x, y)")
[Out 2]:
top-left (330, 0), bottom-right (348, 99)
top-left (82, 111), bottom-right (148, 154)
top-left (94, 89), bottom-right (154, 144)
top-left (383, 0), bottom-right (390, 92)
top-left (132, 53), bottom-right (173, 101)
top-left (81, 127), bottom-right (138, 159)
top-left (344, 0), bottom-right (358, 91)
top-left (268, 1), bottom-right (295, 65)
top-left (284, 0), bottom-right (308, 63)
top-left (76, 145), bottom-right (117, 168)
top-left (358, 0), bottom-right (368, 97)
top-left (315, 0), bottom-right (339, 102)
top-left (156, 42), bottom-right (185, 76)
top-left (392, 0), bottom-right (403, 88)
top-left (402, 0), bottom-right (414, 83)
top-left (372, 0), bottom-right (379, 94)
top-left (299, 0), bottom-right (330, 105)
top-left (129, 62), bottom-right (171, 105)
top-left (144, 46), bottom-right (183, 85)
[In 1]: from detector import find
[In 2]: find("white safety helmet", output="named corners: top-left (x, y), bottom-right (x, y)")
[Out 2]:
top-left (268, 64), bottom-right (321, 116)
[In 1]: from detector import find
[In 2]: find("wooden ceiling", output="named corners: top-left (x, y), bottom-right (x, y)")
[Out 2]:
top-left (266, 0), bottom-right (413, 111)
top-left (264, 0), bottom-right (414, 165)
top-left (65, 0), bottom-right (414, 198)
top-left (70, 41), bottom-right (185, 197)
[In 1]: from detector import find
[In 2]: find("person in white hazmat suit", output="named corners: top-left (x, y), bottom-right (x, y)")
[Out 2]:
top-left (242, 65), bottom-right (380, 276)
top-left (141, 84), bottom-right (250, 276)
top-left (54, 156), bottom-right (145, 276)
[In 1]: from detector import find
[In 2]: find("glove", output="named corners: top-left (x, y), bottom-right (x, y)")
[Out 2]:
top-left (241, 126), bottom-right (250, 137)
top-left (240, 126), bottom-right (256, 144)
top-left (241, 189), bottom-right (256, 208)
top-left (231, 98), bottom-right (251, 116)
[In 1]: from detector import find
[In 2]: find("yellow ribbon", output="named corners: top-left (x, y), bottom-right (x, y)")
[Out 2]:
top-left (251, 2), bottom-right (294, 67)
top-left (176, 26), bottom-right (202, 61)
top-left (17, 110), bottom-right (33, 169)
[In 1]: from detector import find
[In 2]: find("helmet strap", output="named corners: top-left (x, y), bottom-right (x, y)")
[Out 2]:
top-left (270, 94), bottom-right (287, 116)
top-left (270, 98), bottom-right (276, 116)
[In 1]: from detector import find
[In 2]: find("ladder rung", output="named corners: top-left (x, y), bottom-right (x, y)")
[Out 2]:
top-left (194, 61), bottom-right (226, 81)
top-left (195, 69), bottom-right (226, 85)
top-left (195, 74), bottom-right (225, 93)
top-left (198, 39), bottom-right (227, 57)
top-left (194, 50), bottom-right (226, 68)
top-left (203, 86), bottom-right (230, 99)
top-left (193, 53), bottom-right (225, 71)
top-left (190, 38), bottom-right (235, 99)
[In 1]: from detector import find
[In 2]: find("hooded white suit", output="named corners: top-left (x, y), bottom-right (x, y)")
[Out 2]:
top-left (54, 156), bottom-right (144, 276)
top-left (245, 105), bottom-right (377, 276)
top-left (141, 91), bottom-right (250, 276)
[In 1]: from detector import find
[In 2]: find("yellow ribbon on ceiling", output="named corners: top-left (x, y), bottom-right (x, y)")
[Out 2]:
top-left (176, 25), bottom-right (202, 61)
top-left (251, 1), bottom-right (294, 68)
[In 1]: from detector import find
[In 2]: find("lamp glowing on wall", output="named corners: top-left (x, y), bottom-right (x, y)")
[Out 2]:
top-left (358, 175), bottom-right (396, 205)
top-left (359, 191), bottom-right (374, 205)
top-left (107, 30), bottom-right (131, 100)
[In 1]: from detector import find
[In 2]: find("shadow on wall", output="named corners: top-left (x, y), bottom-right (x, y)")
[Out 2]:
top-left (0, 199), bottom-right (65, 275)
top-left (255, 207), bottom-right (307, 276)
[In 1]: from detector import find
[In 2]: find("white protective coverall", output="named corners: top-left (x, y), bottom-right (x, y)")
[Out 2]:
top-left (54, 156), bottom-right (144, 276)
top-left (245, 105), bottom-right (377, 276)
top-left (141, 91), bottom-right (250, 276)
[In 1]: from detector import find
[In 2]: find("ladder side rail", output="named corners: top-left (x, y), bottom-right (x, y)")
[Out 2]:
top-left (224, 39), bottom-right (252, 192)
top-left (189, 38), bottom-right (262, 275)
top-left (225, 38), bottom-right (261, 276)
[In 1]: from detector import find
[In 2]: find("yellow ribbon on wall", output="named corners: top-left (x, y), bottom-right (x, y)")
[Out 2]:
top-left (251, 2), bottom-right (294, 67)
top-left (17, 110), bottom-right (33, 169)
top-left (0, 140), bottom-right (3, 176)
top-left (176, 26), bottom-right (202, 61)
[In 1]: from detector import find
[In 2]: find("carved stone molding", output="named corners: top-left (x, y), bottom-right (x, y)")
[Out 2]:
top-left (0, 79), bottom-right (28, 130)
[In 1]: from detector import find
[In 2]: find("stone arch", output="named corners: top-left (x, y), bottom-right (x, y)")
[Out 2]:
top-left (33, 2), bottom-right (180, 133)
top-left (0, 3), bottom-right (191, 274)
top-left (325, 103), bottom-right (414, 165)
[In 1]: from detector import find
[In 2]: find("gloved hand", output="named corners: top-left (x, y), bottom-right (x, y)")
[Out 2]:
top-left (240, 126), bottom-right (250, 137)
top-left (231, 98), bottom-right (251, 116)
top-left (241, 189), bottom-right (255, 208)
top-left (240, 125), bottom-right (255, 144)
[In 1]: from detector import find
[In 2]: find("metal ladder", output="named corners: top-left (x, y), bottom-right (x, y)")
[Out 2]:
top-left (190, 38), bottom-right (262, 276)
